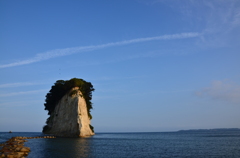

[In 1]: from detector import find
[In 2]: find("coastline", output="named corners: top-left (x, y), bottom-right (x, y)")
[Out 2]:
top-left (0, 135), bottom-right (55, 158)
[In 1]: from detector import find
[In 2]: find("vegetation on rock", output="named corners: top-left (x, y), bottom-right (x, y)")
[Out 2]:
top-left (44, 78), bottom-right (94, 115)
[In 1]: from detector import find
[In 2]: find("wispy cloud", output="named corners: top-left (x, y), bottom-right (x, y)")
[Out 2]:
top-left (0, 100), bottom-right (43, 108)
top-left (0, 82), bottom-right (45, 88)
top-left (0, 89), bottom-right (47, 97)
top-left (195, 80), bottom-right (240, 104)
top-left (150, 0), bottom-right (240, 47)
top-left (0, 32), bottom-right (200, 69)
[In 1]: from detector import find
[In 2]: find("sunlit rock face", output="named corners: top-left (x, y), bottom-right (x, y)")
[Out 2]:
top-left (44, 87), bottom-right (94, 137)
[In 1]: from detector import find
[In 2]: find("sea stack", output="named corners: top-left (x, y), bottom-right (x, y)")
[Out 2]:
top-left (43, 78), bottom-right (94, 137)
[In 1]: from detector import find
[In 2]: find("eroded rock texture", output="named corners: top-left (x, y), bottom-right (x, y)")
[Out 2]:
top-left (44, 87), bottom-right (94, 137)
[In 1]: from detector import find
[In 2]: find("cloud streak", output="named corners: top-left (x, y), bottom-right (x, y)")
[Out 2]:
top-left (0, 32), bottom-right (200, 68)
top-left (0, 82), bottom-right (45, 88)
top-left (0, 89), bottom-right (47, 97)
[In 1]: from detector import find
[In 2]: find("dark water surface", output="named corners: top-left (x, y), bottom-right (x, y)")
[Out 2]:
top-left (1, 131), bottom-right (240, 158)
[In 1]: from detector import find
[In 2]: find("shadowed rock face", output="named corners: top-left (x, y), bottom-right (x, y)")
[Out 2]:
top-left (43, 87), bottom-right (94, 137)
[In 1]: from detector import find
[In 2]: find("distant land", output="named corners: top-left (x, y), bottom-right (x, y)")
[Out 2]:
top-left (178, 128), bottom-right (240, 132)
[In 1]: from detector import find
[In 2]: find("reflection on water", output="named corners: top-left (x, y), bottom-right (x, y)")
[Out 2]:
top-left (74, 138), bottom-right (91, 157)
top-left (26, 137), bottom-right (92, 158)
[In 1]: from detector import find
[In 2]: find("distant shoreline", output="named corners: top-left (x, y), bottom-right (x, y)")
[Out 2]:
top-left (178, 128), bottom-right (240, 132)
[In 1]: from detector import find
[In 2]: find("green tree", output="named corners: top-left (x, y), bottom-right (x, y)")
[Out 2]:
top-left (44, 78), bottom-right (94, 117)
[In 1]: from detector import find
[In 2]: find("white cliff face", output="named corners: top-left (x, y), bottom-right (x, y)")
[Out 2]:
top-left (44, 87), bottom-right (94, 137)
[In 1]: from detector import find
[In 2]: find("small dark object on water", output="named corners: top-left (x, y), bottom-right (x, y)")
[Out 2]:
top-left (9, 131), bottom-right (12, 133)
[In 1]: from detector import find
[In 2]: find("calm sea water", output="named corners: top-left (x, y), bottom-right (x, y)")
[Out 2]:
top-left (0, 130), bottom-right (240, 158)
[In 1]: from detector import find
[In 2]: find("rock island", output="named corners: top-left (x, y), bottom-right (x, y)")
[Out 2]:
top-left (42, 78), bottom-right (94, 137)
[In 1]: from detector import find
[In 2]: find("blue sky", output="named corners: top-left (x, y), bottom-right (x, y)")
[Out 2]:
top-left (0, 0), bottom-right (240, 132)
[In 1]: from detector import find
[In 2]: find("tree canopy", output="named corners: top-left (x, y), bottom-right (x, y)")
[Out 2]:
top-left (44, 78), bottom-right (94, 118)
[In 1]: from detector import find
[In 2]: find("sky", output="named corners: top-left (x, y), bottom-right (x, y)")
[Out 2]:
top-left (0, 0), bottom-right (240, 132)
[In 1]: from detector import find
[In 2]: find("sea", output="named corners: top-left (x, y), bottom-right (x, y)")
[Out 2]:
top-left (0, 130), bottom-right (240, 158)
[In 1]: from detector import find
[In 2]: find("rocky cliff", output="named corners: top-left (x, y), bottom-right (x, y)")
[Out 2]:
top-left (43, 87), bottom-right (94, 137)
